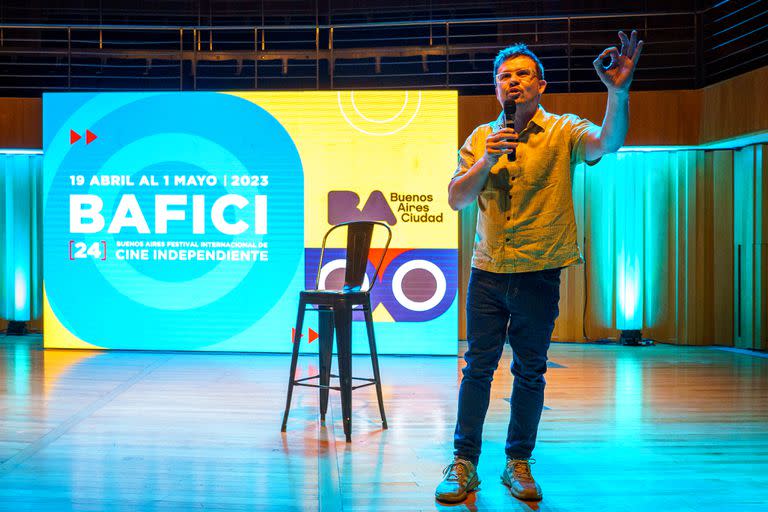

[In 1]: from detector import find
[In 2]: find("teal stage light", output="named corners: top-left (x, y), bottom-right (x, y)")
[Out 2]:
top-left (620, 329), bottom-right (654, 346)
top-left (583, 149), bottom-right (673, 344)
top-left (0, 150), bottom-right (43, 325)
top-left (7, 320), bottom-right (28, 335)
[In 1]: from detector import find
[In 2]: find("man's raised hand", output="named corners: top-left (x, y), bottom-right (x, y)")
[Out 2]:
top-left (593, 30), bottom-right (644, 93)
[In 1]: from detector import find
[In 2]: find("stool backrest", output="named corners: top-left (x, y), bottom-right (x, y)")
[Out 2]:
top-left (316, 221), bottom-right (392, 292)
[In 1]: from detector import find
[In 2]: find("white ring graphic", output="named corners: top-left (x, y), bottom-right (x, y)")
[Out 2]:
top-left (337, 91), bottom-right (422, 136)
top-left (392, 259), bottom-right (446, 312)
top-left (318, 258), bottom-right (370, 291)
top-left (351, 91), bottom-right (409, 123)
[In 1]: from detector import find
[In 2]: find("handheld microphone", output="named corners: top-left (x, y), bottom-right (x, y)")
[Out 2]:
top-left (503, 99), bottom-right (517, 162)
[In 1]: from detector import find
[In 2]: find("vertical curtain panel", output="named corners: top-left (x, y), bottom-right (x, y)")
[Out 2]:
top-left (460, 145), bottom-right (766, 348)
top-left (0, 152), bottom-right (43, 323)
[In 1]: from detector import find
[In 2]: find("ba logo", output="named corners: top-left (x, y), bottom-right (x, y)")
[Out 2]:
top-left (328, 190), bottom-right (396, 226)
top-left (304, 248), bottom-right (457, 322)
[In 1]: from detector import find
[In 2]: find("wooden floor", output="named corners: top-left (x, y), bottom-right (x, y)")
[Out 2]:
top-left (0, 335), bottom-right (767, 511)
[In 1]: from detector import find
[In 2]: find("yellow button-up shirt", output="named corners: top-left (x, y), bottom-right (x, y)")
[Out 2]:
top-left (453, 105), bottom-right (598, 273)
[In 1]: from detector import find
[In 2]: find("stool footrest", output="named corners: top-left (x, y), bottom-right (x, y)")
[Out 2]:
top-left (294, 382), bottom-right (341, 391)
top-left (329, 373), bottom-right (376, 383)
top-left (292, 373), bottom-right (378, 391)
top-left (294, 381), bottom-right (377, 391)
top-left (293, 374), bottom-right (322, 384)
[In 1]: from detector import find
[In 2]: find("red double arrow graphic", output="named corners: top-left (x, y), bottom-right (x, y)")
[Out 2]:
top-left (291, 327), bottom-right (319, 344)
top-left (70, 129), bottom-right (98, 145)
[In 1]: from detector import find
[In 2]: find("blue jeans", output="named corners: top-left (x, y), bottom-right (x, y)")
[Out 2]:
top-left (454, 266), bottom-right (561, 466)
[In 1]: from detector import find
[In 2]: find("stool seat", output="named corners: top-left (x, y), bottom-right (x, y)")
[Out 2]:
top-left (300, 289), bottom-right (370, 304)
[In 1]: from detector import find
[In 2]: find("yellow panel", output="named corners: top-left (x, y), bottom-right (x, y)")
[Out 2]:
top-left (226, 91), bottom-right (458, 249)
top-left (42, 285), bottom-right (104, 349)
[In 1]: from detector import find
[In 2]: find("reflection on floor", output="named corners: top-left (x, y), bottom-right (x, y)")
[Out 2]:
top-left (1, 335), bottom-right (767, 511)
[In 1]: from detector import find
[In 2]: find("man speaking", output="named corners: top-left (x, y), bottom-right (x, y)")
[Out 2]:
top-left (436, 31), bottom-right (643, 502)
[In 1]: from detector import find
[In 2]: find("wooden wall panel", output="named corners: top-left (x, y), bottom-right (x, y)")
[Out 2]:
top-left (712, 151), bottom-right (735, 346)
top-left (755, 145), bottom-right (766, 351)
top-left (545, 90), bottom-right (703, 147)
top-left (761, 145), bottom-right (768, 351)
top-left (551, 164), bottom-right (587, 343)
top-left (682, 150), bottom-right (736, 346)
top-left (458, 90), bottom-right (703, 148)
top-left (0, 99), bottom-right (42, 149)
top-left (2, 68), bottom-right (765, 150)
top-left (733, 145), bottom-right (765, 350)
top-left (700, 67), bottom-right (768, 144)
top-left (458, 65), bottom-right (768, 149)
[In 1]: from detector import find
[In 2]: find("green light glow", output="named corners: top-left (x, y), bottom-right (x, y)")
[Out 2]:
top-left (585, 150), bottom-right (673, 332)
top-left (616, 153), bottom-right (643, 330)
top-left (13, 344), bottom-right (31, 397)
top-left (0, 152), bottom-right (42, 321)
top-left (615, 355), bottom-right (643, 425)
top-left (642, 151), bottom-right (669, 328)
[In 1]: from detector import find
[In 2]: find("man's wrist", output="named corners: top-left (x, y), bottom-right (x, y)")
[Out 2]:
top-left (478, 155), bottom-right (496, 171)
top-left (608, 87), bottom-right (630, 100)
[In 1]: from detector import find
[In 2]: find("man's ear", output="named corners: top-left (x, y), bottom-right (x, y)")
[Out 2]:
top-left (538, 79), bottom-right (547, 96)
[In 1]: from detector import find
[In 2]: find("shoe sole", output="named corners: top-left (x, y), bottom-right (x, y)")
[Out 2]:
top-left (500, 475), bottom-right (543, 502)
top-left (434, 478), bottom-right (480, 503)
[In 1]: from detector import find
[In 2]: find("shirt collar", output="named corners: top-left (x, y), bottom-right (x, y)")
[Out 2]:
top-left (492, 104), bottom-right (548, 133)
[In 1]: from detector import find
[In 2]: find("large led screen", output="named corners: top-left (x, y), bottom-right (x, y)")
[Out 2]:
top-left (43, 91), bottom-right (458, 354)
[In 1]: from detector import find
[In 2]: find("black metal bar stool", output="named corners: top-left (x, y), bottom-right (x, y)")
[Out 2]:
top-left (281, 221), bottom-right (391, 442)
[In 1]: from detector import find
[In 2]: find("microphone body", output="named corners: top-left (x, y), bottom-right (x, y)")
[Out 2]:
top-left (503, 99), bottom-right (517, 162)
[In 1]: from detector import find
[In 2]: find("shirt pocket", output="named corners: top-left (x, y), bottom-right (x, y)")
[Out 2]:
top-left (521, 145), bottom-right (559, 187)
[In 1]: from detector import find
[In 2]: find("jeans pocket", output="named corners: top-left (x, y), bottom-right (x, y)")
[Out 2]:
top-left (467, 267), bottom-right (505, 310)
top-left (537, 267), bottom-right (561, 282)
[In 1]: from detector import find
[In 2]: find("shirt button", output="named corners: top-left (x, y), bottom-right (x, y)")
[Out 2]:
top-left (507, 216), bottom-right (511, 221)
top-left (511, 176), bottom-right (516, 181)
top-left (508, 194), bottom-right (512, 199)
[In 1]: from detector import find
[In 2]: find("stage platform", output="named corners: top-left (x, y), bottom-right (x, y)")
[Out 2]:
top-left (0, 335), bottom-right (766, 511)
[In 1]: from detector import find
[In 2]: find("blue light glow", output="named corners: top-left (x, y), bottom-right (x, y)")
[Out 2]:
top-left (15, 268), bottom-right (28, 315)
top-left (614, 153), bottom-right (644, 330)
top-left (615, 355), bottom-right (643, 426)
top-left (617, 248), bottom-right (641, 329)
top-left (0, 149), bottom-right (43, 155)
top-left (586, 150), bottom-right (671, 334)
top-left (13, 344), bottom-right (31, 397)
top-left (1, 152), bottom-right (42, 321)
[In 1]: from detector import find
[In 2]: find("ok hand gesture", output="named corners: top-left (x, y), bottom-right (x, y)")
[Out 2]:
top-left (593, 30), bottom-right (644, 93)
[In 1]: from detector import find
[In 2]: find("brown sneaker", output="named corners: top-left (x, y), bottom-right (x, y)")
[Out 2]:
top-left (435, 457), bottom-right (480, 503)
top-left (501, 458), bottom-right (543, 501)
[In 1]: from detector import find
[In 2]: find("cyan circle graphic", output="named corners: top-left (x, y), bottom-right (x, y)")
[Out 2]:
top-left (43, 93), bottom-right (304, 350)
top-left (117, 161), bottom-right (226, 283)
top-left (91, 134), bottom-right (262, 311)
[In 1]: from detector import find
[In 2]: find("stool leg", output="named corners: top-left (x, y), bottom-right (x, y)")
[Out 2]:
top-left (364, 303), bottom-right (387, 429)
top-left (318, 307), bottom-right (334, 423)
top-left (281, 297), bottom-right (306, 432)
top-left (334, 302), bottom-right (353, 442)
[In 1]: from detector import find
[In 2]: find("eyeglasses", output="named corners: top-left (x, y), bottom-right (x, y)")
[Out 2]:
top-left (495, 69), bottom-right (538, 84)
